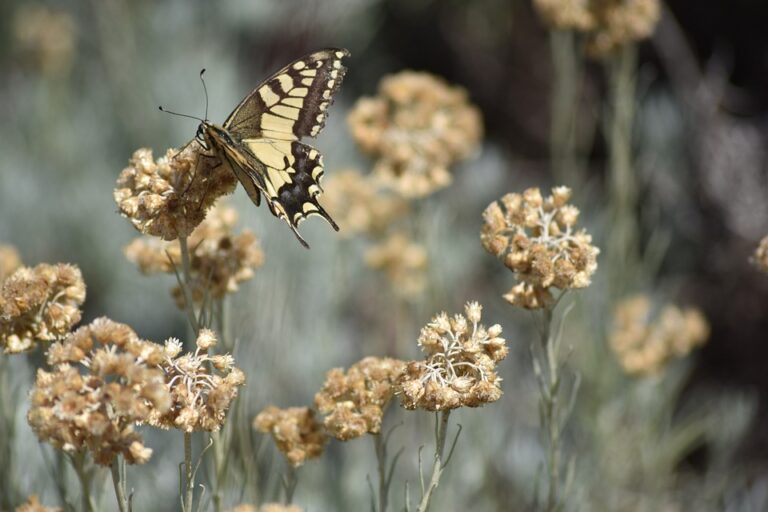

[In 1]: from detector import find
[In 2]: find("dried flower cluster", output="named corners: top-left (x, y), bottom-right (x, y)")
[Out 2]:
top-left (114, 143), bottom-right (237, 241)
top-left (149, 329), bottom-right (245, 432)
top-left (752, 235), bottom-right (768, 274)
top-left (348, 71), bottom-right (483, 197)
top-left (27, 318), bottom-right (171, 465)
top-left (322, 169), bottom-right (410, 238)
top-left (481, 187), bottom-right (599, 309)
top-left (398, 302), bottom-right (507, 411)
top-left (253, 406), bottom-right (327, 467)
top-left (227, 505), bottom-right (302, 512)
top-left (533, 0), bottom-right (660, 57)
top-left (365, 232), bottom-right (428, 297)
top-left (12, 4), bottom-right (75, 78)
top-left (0, 244), bottom-right (22, 280)
top-left (15, 495), bottom-right (62, 512)
top-left (1, 263), bottom-right (86, 353)
top-left (315, 356), bottom-right (406, 441)
top-left (610, 295), bottom-right (710, 376)
top-left (125, 204), bottom-right (264, 307)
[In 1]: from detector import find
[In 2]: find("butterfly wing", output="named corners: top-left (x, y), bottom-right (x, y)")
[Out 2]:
top-left (223, 48), bottom-right (350, 141)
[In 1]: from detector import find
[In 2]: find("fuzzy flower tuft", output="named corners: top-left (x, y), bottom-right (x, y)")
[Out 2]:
top-left (27, 318), bottom-right (171, 465)
top-left (315, 357), bottom-right (406, 441)
top-left (587, 0), bottom-right (660, 57)
top-left (610, 295), bottom-right (710, 376)
top-left (365, 232), bottom-right (428, 297)
top-left (481, 187), bottom-right (599, 309)
top-left (15, 495), bottom-right (62, 512)
top-left (149, 329), bottom-right (245, 432)
top-left (253, 406), bottom-right (327, 467)
top-left (348, 71), bottom-right (483, 198)
top-left (114, 143), bottom-right (237, 241)
top-left (398, 302), bottom-right (507, 411)
top-left (125, 204), bottom-right (264, 308)
top-left (533, 0), bottom-right (595, 31)
top-left (751, 235), bottom-right (768, 274)
top-left (1, 263), bottom-right (86, 353)
top-left (0, 244), bottom-right (22, 281)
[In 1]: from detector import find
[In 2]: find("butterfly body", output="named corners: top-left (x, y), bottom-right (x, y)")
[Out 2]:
top-left (196, 48), bottom-right (349, 248)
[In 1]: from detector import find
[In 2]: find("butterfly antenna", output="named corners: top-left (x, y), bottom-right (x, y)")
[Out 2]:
top-left (199, 69), bottom-right (209, 121)
top-left (158, 106), bottom-right (204, 123)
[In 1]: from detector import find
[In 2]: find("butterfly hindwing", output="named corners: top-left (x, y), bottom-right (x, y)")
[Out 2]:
top-left (223, 48), bottom-right (350, 141)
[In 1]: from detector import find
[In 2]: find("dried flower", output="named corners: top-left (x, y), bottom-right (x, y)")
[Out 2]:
top-left (751, 235), bottom-right (768, 274)
top-left (15, 495), bottom-right (62, 512)
top-left (27, 318), bottom-right (171, 465)
top-left (253, 406), bottom-right (327, 467)
top-left (322, 169), bottom-right (410, 238)
top-left (587, 0), bottom-right (661, 57)
top-left (124, 204), bottom-right (264, 307)
top-left (348, 71), bottom-right (483, 198)
top-left (114, 143), bottom-right (237, 241)
top-left (0, 244), bottom-right (22, 281)
top-left (533, 0), bottom-right (595, 31)
top-left (12, 4), bottom-right (75, 78)
top-left (398, 302), bottom-right (507, 411)
top-left (1, 263), bottom-right (86, 354)
top-left (365, 232), bottom-right (428, 297)
top-left (149, 329), bottom-right (245, 432)
top-left (481, 187), bottom-right (599, 309)
top-left (315, 357), bottom-right (406, 441)
top-left (610, 295), bottom-right (710, 376)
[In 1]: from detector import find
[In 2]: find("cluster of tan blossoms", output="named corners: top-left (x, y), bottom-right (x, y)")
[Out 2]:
top-left (348, 71), bottom-right (482, 198)
top-left (114, 143), bottom-right (237, 241)
top-left (322, 169), bottom-right (410, 238)
top-left (227, 505), bottom-right (302, 512)
top-left (0, 262), bottom-right (85, 353)
top-left (365, 233), bottom-right (428, 298)
top-left (610, 295), bottom-right (710, 376)
top-left (125, 204), bottom-right (264, 307)
top-left (399, 302), bottom-right (507, 411)
top-left (482, 187), bottom-right (599, 309)
top-left (533, 0), bottom-right (660, 57)
top-left (15, 495), bottom-right (62, 512)
top-left (253, 406), bottom-right (327, 467)
top-left (149, 329), bottom-right (245, 432)
top-left (27, 318), bottom-right (171, 465)
top-left (752, 235), bottom-right (768, 274)
top-left (0, 244), bottom-right (22, 280)
top-left (315, 356), bottom-right (406, 441)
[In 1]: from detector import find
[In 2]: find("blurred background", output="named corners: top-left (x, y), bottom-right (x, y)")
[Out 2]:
top-left (1, 0), bottom-right (768, 510)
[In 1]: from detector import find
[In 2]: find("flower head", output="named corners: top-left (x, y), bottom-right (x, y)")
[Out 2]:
top-left (348, 71), bottom-right (483, 197)
top-left (1, 263), bottom-right (86, 353)
top-left (398, 302), bottom-right (507, 411)
top-left (365, 232), bottom-right (428, 297)
top-left (12, 4), bottom-right (75, 78)
top-left (15, 495), bottom-right (62, 512)
top-left (253, 406), bottom-right (327, 467)
top-left (27, 318), bottom-right (171, 465)
top-left (586, 0), bottom-right (661, 57)
top-left (149, 329), bottom-right (245, 432)
top-left (315, 357), bottom-right (406, 441)
top-left (114, 143), bottom-right (237, 241)
top-left (752, 235), bottom-right (768, 274)
top-left (481, 187), bottom-right (599, 309)
top-left (533, 0), bottom-right (595, 31)
top-left (125, 204), bottom-right (264, 308)
top-left (610, 295), bottom-right (710, 376)
top-left (0, 244), bottom-right (22, 281)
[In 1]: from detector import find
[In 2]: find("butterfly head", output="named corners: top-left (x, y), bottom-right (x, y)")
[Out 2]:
top-left (197, 121), bottom-right (236, 149)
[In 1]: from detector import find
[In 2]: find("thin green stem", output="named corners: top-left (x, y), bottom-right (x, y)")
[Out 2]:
top-left (70, 452), bottom-right (96, 512)
top-left (417, 410), bottom-right (452, 512)
top-left (374, 433), bottom-right (388, 512)
top-left (284, 465), bottom-right (298, 504)
top-left (110, 457), bottom-right (129, 512)
top-left (550, 29), bottom-right (582, 186)
top-left (183, 432), bottom-right (194, 512)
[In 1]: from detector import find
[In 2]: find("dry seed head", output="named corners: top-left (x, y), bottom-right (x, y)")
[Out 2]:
top-left (27, 317), bottom-right (171, 465)
top-left (15, 495), bottom-right (62, 512)
top-left (751, 235), bottom-right (768, 274)
top-left (149, 330), bottom-right (244, 432)
top-left (253, 406), bottom-right (327, 467)
top-left (365, 232), bottom-right (428, 297)
top-left (114, 143), bottom-right (237, 241)
top-left (610, 294), bottom-right (710, 376)
top-left (481, 187), bottom-right (599, 309)
top-left (124, 204), bottom-right (264, 308)
top-left (0, 244), bottom-right (22, 281)
top-left (398, 301), bottom-right (507, 411)
top-left (315, 356), bottom-right (406, 441)
top-left (1, 263), bottom-right (86, 354)
top-left (348, 71), bottom-right (483, 198)
top-left (533, 0), bottom-right (595, 31)
top-left (322, 169), bottom-right (410, 237)
top-left (586, 0), bottom-right (661, 57)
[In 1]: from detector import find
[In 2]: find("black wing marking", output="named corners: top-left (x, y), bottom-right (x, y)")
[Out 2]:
top-left (223, 48), bottom-right (350, 141)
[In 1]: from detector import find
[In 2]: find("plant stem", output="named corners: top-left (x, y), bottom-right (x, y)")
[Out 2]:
top-left (373, 433), bottom-right (388, 512)
top-left (284, 465), bottom-right (298, 504)
top-left (211, 431), bottom-right (225, 512)
top-left (110, 457), bottom-right (129, 512)
top-left (70, 451), bottom-right (95, 512)
top-left (550, 29), bottom-right (582, 186)
top-left (178, 236), bottom-right (200, 335)
top-left (183, 432), bottom-right (194, 512)
top-left (417, 410), bottom-right (451, 512)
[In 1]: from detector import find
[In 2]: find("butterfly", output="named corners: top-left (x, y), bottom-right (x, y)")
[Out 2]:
top-left (195, 48), bottom-right (350, 248)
